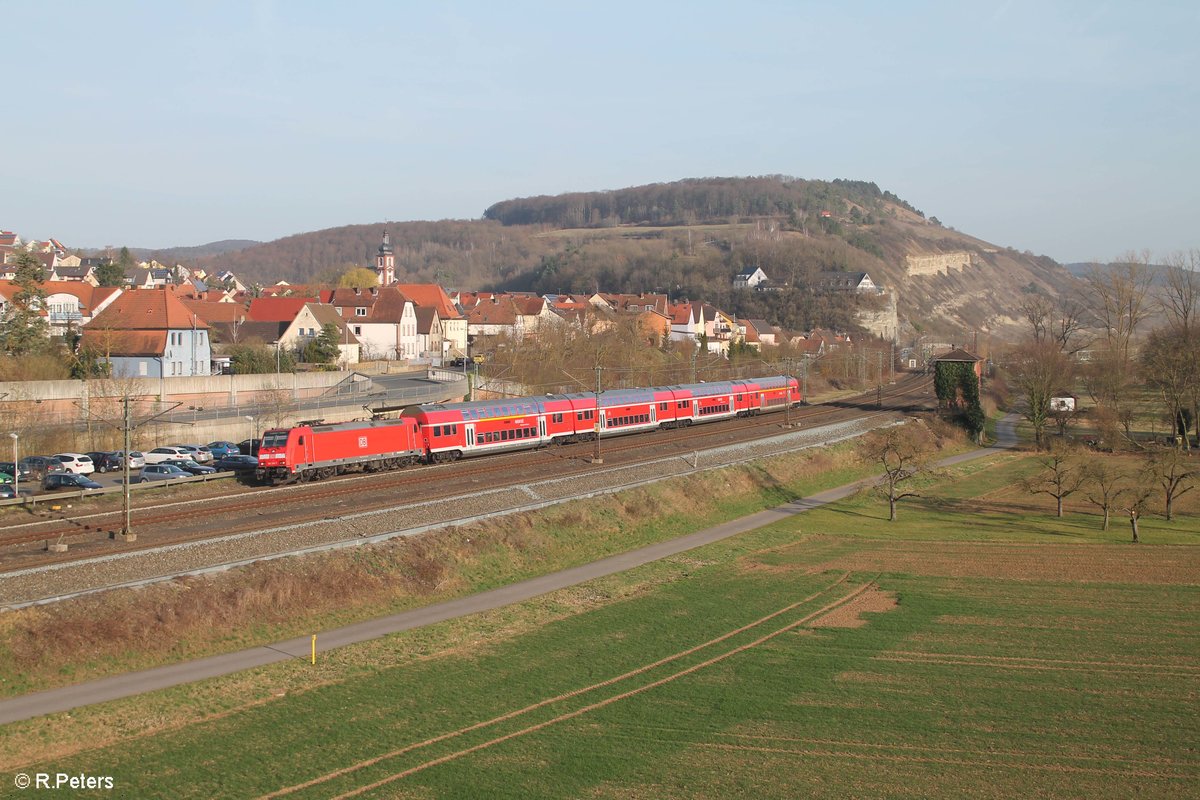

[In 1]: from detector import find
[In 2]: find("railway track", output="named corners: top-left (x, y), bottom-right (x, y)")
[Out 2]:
top-left (0, 375), bottom-right (932, 573)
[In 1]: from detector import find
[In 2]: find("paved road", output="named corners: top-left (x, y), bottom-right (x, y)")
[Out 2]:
top-left (0, 415), bottom-right (1020, 726)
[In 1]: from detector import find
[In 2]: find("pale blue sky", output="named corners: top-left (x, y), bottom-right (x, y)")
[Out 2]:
top-left (3, 1), bottom-right (1196, 263)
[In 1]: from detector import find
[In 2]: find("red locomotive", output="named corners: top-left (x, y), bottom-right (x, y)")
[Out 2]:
top-left (255, 375), bottom-right (799, 484)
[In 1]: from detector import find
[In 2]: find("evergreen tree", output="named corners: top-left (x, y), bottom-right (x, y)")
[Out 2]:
top-left (0, 252), bottom-right (50, 355)
top-left (229, 343), bottom-right (296, 374)
top-left (94, 259), bottom-right (125, 287)
top-left (116, 246), bottom-right (136, 271)
top-left (303, 323), bottom-right (341, 364)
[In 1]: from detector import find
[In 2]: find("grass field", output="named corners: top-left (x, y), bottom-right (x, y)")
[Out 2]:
top-left (9, 448), bottom-right (1198, 798)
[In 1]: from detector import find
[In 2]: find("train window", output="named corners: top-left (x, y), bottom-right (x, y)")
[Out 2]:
top-left (452, 425), bottom-right (458, 435)
top-left (298, 436), bottom-right (305, 445)
top-left (553, 413), bottom-right (562, 423)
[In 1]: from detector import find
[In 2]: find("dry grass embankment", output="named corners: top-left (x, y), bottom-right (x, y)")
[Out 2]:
top-left (0, 443), bottom-right (871, 699)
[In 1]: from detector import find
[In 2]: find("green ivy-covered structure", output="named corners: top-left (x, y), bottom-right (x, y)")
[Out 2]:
top-left (933, 348), bottom-right (985, 441)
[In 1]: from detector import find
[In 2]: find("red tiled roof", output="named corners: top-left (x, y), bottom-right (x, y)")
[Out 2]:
top-left (466, 299), bottom-right (517, 325)
top-left (510, 296), bottom-right (546, 316)
top-left (393, 283), bottom-right (461, 319)
top-left (247, 296), bottom-right (311, 322)
top-left (181, 298), bottom-right (247, 325)
top-left (79, 329), bottom-right (169, 356)
top-left (86, 287), bottom-right (211, 331)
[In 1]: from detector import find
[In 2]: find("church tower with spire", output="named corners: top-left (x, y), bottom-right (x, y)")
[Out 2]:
top-left (376, 230), bottom-right (395, 286)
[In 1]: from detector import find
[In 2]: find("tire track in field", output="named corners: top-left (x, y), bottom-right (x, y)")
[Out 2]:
top-left (591, 726), bottom-right (1195, 769)
top-left (875, 650), bottom-right (1200, 677)
top-left (696, 742), bottom-right (1191, 780)
top-left (324, 581), bottom-right (876, 800)
top-left (882, 650), bottom-right (1200, 671)
top-left (259, 573), bottom-right (856, 799)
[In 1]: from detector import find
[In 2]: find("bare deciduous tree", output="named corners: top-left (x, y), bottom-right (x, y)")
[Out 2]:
top-left (1006, 340), bottom-right (1072, 449)
top-left (1141, 327), bottom-right (1198, 448)
top-left (858, 423), bottom-right (938, 521)
top-left (1084, 460), bottom-right (1127, 531)
top-left (1019, 292), bottom-right (1092, 355)
top-left (1022, 441), bottom-right (1086, 517)
top-left (1144, 446), bottom-right (1197, 521)
top-left (1083, 258), bottom-right (1154, 438)
top-left (1160, 249), bottom-right (1199, 335)
top-left (1122, 479), bottom-right (1156, 544)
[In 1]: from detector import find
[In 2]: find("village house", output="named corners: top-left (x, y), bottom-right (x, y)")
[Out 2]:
top-left (414, 307), bottom-right (443, 361)
top-left (814, 271), bottom-right (878, 293)
top-left (733, 266), bottom-right (769, 289)
top-left (394, 283), bottom-right (467, 358)
top-left (321, 286), bottom-right (418, 361)
top-left (80, 287), bottom-right (212, 377)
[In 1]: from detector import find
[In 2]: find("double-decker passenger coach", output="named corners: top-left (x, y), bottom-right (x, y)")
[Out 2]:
top-left (252, 374), bottom-right (800, 484)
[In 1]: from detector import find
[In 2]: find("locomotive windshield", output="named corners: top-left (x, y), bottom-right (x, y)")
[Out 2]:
top-left (261, 431), bottom-right (290, 448)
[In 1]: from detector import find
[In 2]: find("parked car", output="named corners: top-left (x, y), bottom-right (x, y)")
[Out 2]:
top-left (169, 444), bottom-right (214, 464)
top-left (0, 471), bottom-right (12, 485)
top-left (52, 453), bottom-right (96, 475)
top-left (43, 472), bottom-right (104, 491)
top-left (214, 454), bottom-right (258, 473)
top-left (0, 485), bottom-right (31, 500)
top-left (161, 458), bottom-right (216, 476)
top-left (0, 461), bottom-right (32, 481)
top-left (206, 441), bottom-right (241, 458)
top-left (85, 452), bottom-right (124, 473)
top-left (139, 464), bottom-right (191, 482)
top-left (113, 451), bottom-right (146, 469)
top-left (143, 446), bottom-right (193, 465)
top-left (18, 456), bottom-right (66, 481)
top-left (237, 439), bottom-right (262, 457)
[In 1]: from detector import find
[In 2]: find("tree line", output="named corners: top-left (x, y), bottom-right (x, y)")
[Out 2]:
top-left (483, 176), bottom-right (923, 228)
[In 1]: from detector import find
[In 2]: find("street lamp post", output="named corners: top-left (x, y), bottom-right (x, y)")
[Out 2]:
top-left (245, 415), bottom-right (256, 450)
top-left (8, 433), bottom-right (18, 500)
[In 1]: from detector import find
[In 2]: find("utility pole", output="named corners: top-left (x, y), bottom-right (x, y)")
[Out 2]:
top-left (876, 350), bottom-right (883, 409)
top-left (783, 358), bottom-right (792, 428)
top-left (73, 394), bottom-right (180, 541)
top-left (890, 342), bottom-right (895, 384)
top-left (122, 396), bottom-right (132, 539)
top-left (8, 433), bottom-right (18, 502)
top-left (592, 365), bottom-right (603, 464)
top-left (801, 356), bottom-right (808, 404)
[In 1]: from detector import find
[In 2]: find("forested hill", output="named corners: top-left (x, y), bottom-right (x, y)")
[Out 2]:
top-left (484, 176), bottom-right (925, 228)
top-left (190, 176), bottom-right (1073, 337)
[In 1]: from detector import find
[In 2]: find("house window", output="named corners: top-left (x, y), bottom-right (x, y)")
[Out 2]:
top-left (354, 326), bottom-right (362, 335)
top-left (356, 307), bottom-right (367, 317)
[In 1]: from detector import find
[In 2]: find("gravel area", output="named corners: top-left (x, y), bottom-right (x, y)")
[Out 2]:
top-left (0, 413), bottom-right (902, 608)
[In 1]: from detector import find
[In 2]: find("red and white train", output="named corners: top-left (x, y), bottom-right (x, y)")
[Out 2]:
top-left (255, 375), bottom-right (800, 484)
